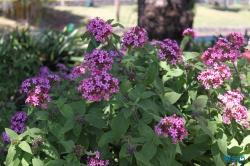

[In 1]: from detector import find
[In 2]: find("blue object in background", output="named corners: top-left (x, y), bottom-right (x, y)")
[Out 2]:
top-left (86, 0), bottom-right (94, 7)
top-left (67, 23), bottom-right (75, 32)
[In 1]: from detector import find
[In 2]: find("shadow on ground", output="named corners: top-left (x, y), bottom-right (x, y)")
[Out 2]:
top-left (210, 6), bottom-right (241, 12)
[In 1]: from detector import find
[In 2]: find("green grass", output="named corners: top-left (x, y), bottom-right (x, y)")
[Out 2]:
top-left (0, 3), bottom-right (250, 31)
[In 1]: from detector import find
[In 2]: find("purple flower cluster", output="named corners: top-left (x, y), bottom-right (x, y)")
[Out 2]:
top-left (56, 63), bottom-right (71, 79)
top-left (197, 63), bottom-right (231, 89)
top-left (78, 70), bottom-right (119, 101)
top-left (217, 90), bottom-right (249, 128)
top-left (85, 49), bottom-right (114, 71)
top-left (86, 17), bottom-right (112, 43)
top-left (71, 65), bottom-right (87, 79)
top-left (121, 26), bottom-right (148, 52)
top-left (201, 33), bottom-right (245, 66)
top-left (155, 114), bottom-right (188, 144)
top-left (150, 39), bottom-right (183, 65)
top-left (182, 28), bottom-right (198, 39)
top-left (86, 151), bottom-right (109, 166)
top-left (2, 111), bottom-right (27, 143)
top-left (20, 68), bottom-right (60, 108)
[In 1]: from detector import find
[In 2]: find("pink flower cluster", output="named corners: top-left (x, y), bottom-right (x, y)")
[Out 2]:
top-left (197, 63), bottom-right (231, 89)
top-left (71, 65), bottom-right (87, 78)
top-left (150, 39), bottom-right (183, 65)
top-left (78, 70), bottom-right (119, 101)
top-left (155, 114), bottom-right (188, 144)
top-left (19, 68), bottom-right (60, 108)
top-left (182, 28), bottom-right (198, 39)
top-left (86, 151), bottom-right (109, 166)
top-left (86, 17), bottom-right (112, 43)
top-left (217, 90), bottom-right (249, 128)
top-left (201, 33), bottom-right (245, 66)
top-left (242, 50), bottom-right (250, 62)
top-left (121, 26), bottom-right (148, 52)
top-left (85, 49), bottom-right (114, 71)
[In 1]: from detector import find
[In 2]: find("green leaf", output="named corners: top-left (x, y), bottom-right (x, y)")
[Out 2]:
top-left (211, 142), bottom-right (226, 166)
top-left (123, 108), bottom-right (133, 120)
top-left (106, 19), bottom-right (114, 24)
top-left (195, 116), bottom-right (215, 139)
top-left (141, 139), bottom-right (157, 161)
top-left (111, 112), bottom-right (130, 142)
top-left (137, 99), bottom-right (160, 115)
top-left (21, 152), bottom-right (31, 166)
top-left (62, 118), bottom-right (74, 133)
top-left (180, 36), bottom-right (190, 50)
top-left (32, 158), bottom-right (44, 166)
top-left (112, 33), bottom-right (121, 40)
top-left (18, 141), bottom-right (32, 154)
top-left (119, 143), bottom-right (130, 159)
top-left (141, 91), bottom-right (156, 99)
top-left (49, 123), bottom-right (64, 140)
top-left (240, 135), bottom-right (250, 148)
top-left (167, 68), bottom-right (183, 77)
top-left (164, 91), bottom-right (182, 104)
top-left (59, 104), bottom-right (74, 119)
top-left (138, 123), bottom-right (155, 138)
top-left (180, 143), bottom-right (209, 161)
top-left (145, 62), bottom-right (159, 85)
top-left (120, 79), bottom-right (132, 94)
top-left (98, 131), bottom-right (113, 147)
top-left (35, 111), bottom-right (49, 121)
top-left (237, 58), bottom-right (247, 68)
top-left (216, 130), bottom-right (227, 156)
top-left (112, 23), bottom-right (125, 28)
top-left (156, 148), bottom-right (171, 166)
top-left (60, 140), bottom-right (75, 153)
top-left (85, 114), bottom-right (106, 129)
top-left (5, 128), bottom-right (18, 140)
top-left (56, 97), bottom-right (67, 108)
top-left (86, 40), bottom-right (96, 53)
top-left (6, 145), bottom-right (16, 165)
top-left (81, 30), bottom-right (90, 42)
top-left (182, 51), bottom-right (200, 62)
top-left (45, 159), bottom-right (65, 166)
top-left (193, 95), bottom-right (208, 111)
top-left (42, 142), bottom-right (60, 159)
top-left (154, 77), bottom-right (165, 95)
top-left (134, 152), bottom-right (152, 166)
top-left (73, 124), bottom-right (82, 137)
top-left (231, 76), bottom-right (241, 90)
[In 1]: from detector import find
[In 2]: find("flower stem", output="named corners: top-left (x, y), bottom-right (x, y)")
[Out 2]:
top-left (108, 40), bottom-right (123, 59)
top-left (118, 92), bottom-right (139, 124)
top-left (232, 62), bottom-right (244, 104)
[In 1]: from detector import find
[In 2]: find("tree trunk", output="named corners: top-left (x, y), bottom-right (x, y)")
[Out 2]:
top-left (114, 0), bottom-right (121, 22)
top-left (60, 0), bottom-right (65, 6)
top-left (138, 0), bottom-right (195, 42)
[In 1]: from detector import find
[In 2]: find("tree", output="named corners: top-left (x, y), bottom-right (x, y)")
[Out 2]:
top-left (138, 0), bottom-right (195, 41)
top-left (60, 0), bottom-right (65, 6)
top-left (114, 0), bottom-right (121, 22)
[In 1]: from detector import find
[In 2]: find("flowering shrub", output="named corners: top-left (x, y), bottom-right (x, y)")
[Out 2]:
top-left (1, 20), bottom-right (250, 166)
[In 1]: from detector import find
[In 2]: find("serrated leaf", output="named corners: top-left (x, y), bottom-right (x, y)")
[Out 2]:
top-left (32, 158), bottom-right (44, 166)
top-left (112, 23), bottom-right (125, 28)
top-left (45, 159), bottom-right (65, 166)
top-left (60, 140), bottom-right (75, 153)
top-left (165, 91), bottom-right (182, 104)
top-left (62, 118), bottom-right (74, 133)
top-left (112, 33), bottom-right (121, 40)
top-left (86, 40), bottom-right (96, 53)
top-left (216, 130), bottom-right (227, 155)
top-left (21, 153), bottom-right (31, 166)
top-left (241, 135), bottom-right (250, 148)
top-left (6, 145), bottom-right (16, 165)
top-left (85, 114), bottom-right (106, 129)
top-left (141, 139), bottom-right (157, 161)
top-left (137, 99), bottom-right (160, 115)
top-left (180, 143), bottom-right (208, 161)
top-left (19, 141), bottom-right (32, 154)
top-left (193, 95), bottom-right (208, 110)
top-left (81, 30), bottom-right (90, 42)
top-left (134, 152), bottom-right (152, 166)
top-left (154, 77), bottom-right (165, 95)
top-left (120, 79), bottom-right (132, 94)
top-left (111, 112), bottom-right (130, 142)
top-left (73, 124), bottom-right (82, 137)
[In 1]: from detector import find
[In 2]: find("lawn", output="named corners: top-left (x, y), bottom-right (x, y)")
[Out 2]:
top-left (0, 3), bottom-right (250, 32)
